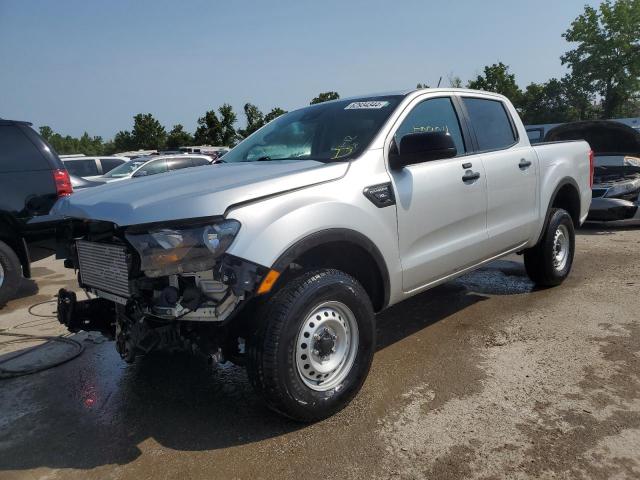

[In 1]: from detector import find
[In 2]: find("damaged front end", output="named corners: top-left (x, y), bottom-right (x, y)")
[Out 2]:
top-left (588, 163), bottom-right (640, 224)
top-left (56, 217), bottom-right (269, 363)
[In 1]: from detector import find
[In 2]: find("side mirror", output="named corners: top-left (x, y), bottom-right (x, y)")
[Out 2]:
top-left (133, 170), bottom-right (148, 177)
top-left (389, 131), bottom-right (457, 170)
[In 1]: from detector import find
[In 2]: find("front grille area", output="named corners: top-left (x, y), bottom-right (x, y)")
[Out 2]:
top-left (591, 188), bottom-right (608, 198)
top-left (76, 240), bottom-right (130, 297)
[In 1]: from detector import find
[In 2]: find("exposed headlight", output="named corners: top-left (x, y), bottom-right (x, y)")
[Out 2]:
top-left (125, 219), bottom-right (241, 277)
top-left (604, 178), bottom-right (640, 198)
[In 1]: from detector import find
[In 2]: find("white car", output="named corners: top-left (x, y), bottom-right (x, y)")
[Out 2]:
top-left (99, 154), bottom-right (213, 183)
top-left (62, 156), bottom-right (128, 180)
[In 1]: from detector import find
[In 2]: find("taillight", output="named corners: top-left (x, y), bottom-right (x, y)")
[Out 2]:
top-left (53, 169), bottom-right (73, 197)
top-left (588, 149), bottom-right (594, 189)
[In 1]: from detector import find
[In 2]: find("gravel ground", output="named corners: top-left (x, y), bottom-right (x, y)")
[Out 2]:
top-left (0, 226), bottom-right (638, 480)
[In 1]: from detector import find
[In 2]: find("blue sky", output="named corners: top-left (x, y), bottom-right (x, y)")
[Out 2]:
top-left (0, 0), bottom-right (602, 138)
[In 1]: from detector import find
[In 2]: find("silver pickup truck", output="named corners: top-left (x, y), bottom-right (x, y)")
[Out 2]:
top-left (48, 88), bottom-right (592, 421)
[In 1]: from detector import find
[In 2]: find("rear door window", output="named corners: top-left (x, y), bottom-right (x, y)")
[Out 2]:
top-left (191, 156), bottom-right (211, 166)
top-left (64, 159), bottom-right (99, 177)
top-left (0, 125), bottom-right (50, 172)
top-left (135, 159), bottom-right (168, 176)
top-left (100, 158), bottom-right (125, 173)
top-left (167, 157), bottom-right (193, 171)
top-left (463, 98), bottom-right (517, 151)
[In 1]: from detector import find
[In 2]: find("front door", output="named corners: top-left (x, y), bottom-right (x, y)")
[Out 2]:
top-left (388, 96), bottom-right (490, 293)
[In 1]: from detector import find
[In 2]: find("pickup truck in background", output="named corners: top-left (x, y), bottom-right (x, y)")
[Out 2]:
top-left (45, 89), bottom-right (592, 421)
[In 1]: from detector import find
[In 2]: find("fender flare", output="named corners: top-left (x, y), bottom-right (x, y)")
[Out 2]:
top-left (535, 176), bottom-right (581, 245)
top-left (271, 228), bottom-right (391, 309)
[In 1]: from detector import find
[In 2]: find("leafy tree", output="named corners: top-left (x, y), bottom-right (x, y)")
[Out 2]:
top-left (561, 0), bottom-right (640, 118)
top-left (39, 126), bottom-right (54, 141)
top-left (416, 83), bottom-right (430, 89)
top-left (310, 91), bottom-right (340, 104)
top-left (166, 124), bottom-right (193, 149)
top-left (467, 62), bottom-right (523, 105)
top-left (131, 113), bottom-right (167, 150)
top-left (264, 107), bottom-right (287, 123)
top-left (238, 103), bottom-right (265, 138)
top-left (194, 104), bottom-right (237, 147)
top-left (519, 79), bottom-right (576, 124)
top-left (448, 75), bottom-right (463, 88)
top-left (113, 130), bottom-right (134, 152)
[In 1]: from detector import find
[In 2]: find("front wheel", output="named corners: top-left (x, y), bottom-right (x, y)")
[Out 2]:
top-left (247, 269), bottom-right (375, 422)
top-left (524, 208), bottom-right (575, 287)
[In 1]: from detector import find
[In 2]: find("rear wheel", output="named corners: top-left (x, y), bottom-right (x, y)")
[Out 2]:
top-left (0, 240), bottom-right (21, 306)
top-left (247, 269), bottom-right (375, 422)
top-left (524, 208), bottom-right (575, 287)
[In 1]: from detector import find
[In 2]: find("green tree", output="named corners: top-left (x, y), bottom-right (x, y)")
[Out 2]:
top-left (131, 113), bottom-right (167, 150)
top-left (310, 91), bottom-right (340, 104)
top-left (166, 124), bottom-right (193, 149)
top-left (264, 107), bottom-right (287, 123)
top-left (194, 104), bottom-right (237, 147)
top-left (238, 103), bottom-right (265, 138)
top-left (520, 79), bottom-right (577, 124)
top-left (39, 126), bottom-right (54, 141)
top-left (113, 130), bottom-right (134, 152)
top-left (467, 62), bottom-right (523, 105)
top-left (562, 0), bottom-right (640, 118)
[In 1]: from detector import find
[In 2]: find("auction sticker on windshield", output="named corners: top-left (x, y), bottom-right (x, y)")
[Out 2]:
top-left (344, 101), bottom-right (390, 109)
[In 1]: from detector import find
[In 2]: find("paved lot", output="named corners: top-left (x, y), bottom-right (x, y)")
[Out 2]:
top-left (0, 227), bottom-right (639, 480)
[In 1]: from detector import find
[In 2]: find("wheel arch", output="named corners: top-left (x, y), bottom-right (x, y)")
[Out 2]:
top-left (536, 177), bottom-right (581, 244)
top-left (270, 228), bottom-right (390, 312)
top-left (0, 214), bottom-right (29, 278)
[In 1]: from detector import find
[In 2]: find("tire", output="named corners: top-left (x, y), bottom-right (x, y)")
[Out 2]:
top-left (0, 240), bottom-right (22, 306)
top-left (247, 269), bottom-right (375, 422)
top-left (524, 208), bottom-right (575, 287)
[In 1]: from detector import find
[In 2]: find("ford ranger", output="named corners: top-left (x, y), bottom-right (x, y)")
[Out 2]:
top-left (44, 89), bottom-right (592, 421)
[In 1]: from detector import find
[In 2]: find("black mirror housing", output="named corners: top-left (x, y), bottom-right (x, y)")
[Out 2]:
top-left (390, 132), bottom-right (457, 170)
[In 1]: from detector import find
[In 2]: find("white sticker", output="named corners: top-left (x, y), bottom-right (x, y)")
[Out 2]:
top-left (344, 101), bottom-right (390, 110)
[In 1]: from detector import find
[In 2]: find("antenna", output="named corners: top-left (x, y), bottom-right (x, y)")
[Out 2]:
top-left (437, 76), bottom-right (442, 88)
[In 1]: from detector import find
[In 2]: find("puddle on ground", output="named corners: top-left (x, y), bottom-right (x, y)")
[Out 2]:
top-left (453, 260), bottom-right (534, 296)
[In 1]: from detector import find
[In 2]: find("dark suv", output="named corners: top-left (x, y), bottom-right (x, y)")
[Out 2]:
top-left (0, 119), bottom-right (72, 304)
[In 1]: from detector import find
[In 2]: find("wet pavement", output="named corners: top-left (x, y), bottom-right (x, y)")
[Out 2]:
top-left (0, 227), bottom-right (639, 479)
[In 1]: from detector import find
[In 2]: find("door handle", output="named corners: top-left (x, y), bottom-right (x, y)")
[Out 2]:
top-left (462, 162), bottom-right (472, 169)
top-left (519, 159), bottom-right (532, 169)
top-left (462, 170), bottom-right (480, 182)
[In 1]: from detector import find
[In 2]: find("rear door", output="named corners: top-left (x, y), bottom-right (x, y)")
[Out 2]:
top-left (462, 97), bottom-right (538, 254)
top-left (389, 96), bottom-right (490, 293)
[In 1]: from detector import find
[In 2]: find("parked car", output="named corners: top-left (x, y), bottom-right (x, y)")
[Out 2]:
top-left (69, 174), bottom-right (105, 190)
top-left (544, 120), bottom-right (640, 225)
top-left (0, 119), bottom-right (72, 304)
top-left (45, 89), bottom-right (592, 421)
top-left (62, 156), bottom-right (128, 180)
top-left (99, 154), bottom-right (213, 183)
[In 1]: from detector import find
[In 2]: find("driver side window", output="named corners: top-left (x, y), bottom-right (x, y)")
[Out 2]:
top-left (395, 97), bottom-right (466, 156)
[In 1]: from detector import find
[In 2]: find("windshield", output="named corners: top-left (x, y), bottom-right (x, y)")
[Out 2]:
top-left (223, 96), bottom-right (403, 163)
top-left (103, 159), bottom-right (148, 178)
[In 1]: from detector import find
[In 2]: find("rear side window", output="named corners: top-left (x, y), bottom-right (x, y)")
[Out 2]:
top-left (100, 158), bottom-right (125, 172)
top-left (191, 157), bottom-right (211, 166)
top-left (135, 159), bottom-right (167, 176)
top-left (0, 125), bottom-right (50, 173)
top-left (463, 98), bottom-right (516, 151)
top-left (167, 157), bottom-right (193, 171)
top-left (64, 159), bottom-right (99, 177)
